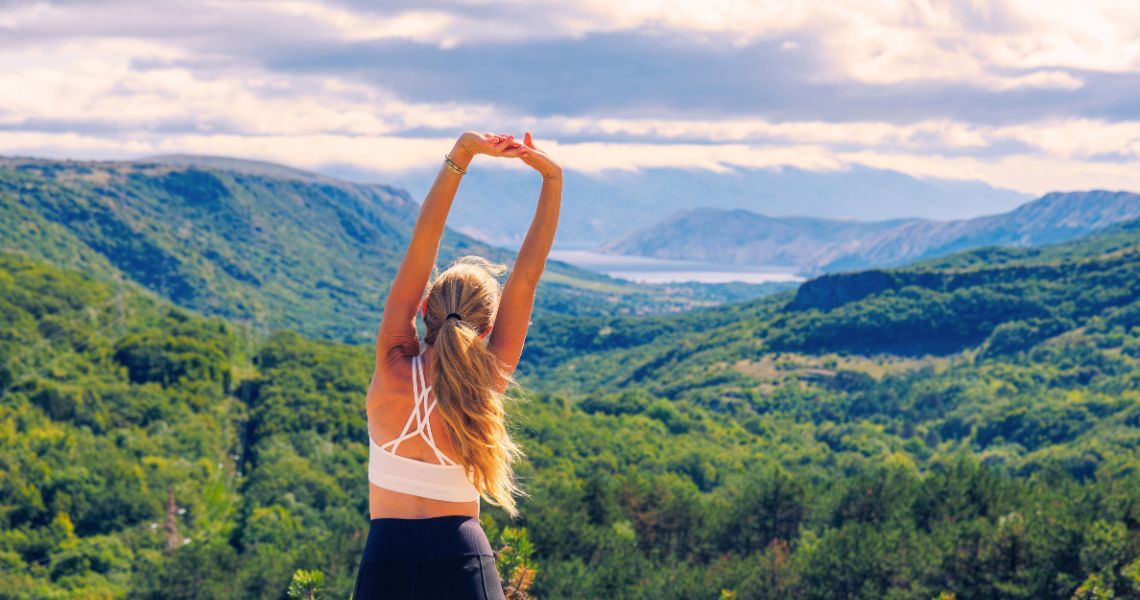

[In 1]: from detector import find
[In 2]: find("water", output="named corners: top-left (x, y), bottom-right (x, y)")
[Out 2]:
top-left (548, 249), bottom-right (804, 285)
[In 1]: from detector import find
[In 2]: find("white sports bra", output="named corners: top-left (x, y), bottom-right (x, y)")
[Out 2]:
top-left (368, 354), bottom-right (481, 503)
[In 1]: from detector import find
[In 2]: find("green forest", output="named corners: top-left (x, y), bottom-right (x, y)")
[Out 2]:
top-left (0, 158), bottom-right (776, 344)
top-left (3, 161), bottom-right (1140, 598)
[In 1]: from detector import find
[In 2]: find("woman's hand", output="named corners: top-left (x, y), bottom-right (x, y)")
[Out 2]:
top-left (453, 131), bottom-right (526, 161)
top-left (450, 130), bottom-right (560, 179)
top-left (517, 132), bottom-right (562, 180)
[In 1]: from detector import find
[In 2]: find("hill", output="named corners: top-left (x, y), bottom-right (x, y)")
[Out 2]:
top-left (0, 155), bottom-right (777, 344)
top-left (5, 219), bottom-right (1140, 597)
top-left (4, 212), bottom-right (1140, 597)
top-left (599, 190), bottom-right (1140, 274)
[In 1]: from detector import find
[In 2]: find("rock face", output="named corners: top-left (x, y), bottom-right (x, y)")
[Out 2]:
top-left (600, 190), bottom-right (1140, 275)
top-left (786, 248), bottom-right (1130, 313)
top-left (787, 270), bottom-right (903, 312)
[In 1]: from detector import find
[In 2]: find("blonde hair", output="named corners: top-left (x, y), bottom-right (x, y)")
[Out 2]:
top-left (422, 255), bottom-right (526, 517)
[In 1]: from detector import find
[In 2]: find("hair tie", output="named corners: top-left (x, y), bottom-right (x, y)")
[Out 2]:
top-left (446, 313), bottom-right (463, 321)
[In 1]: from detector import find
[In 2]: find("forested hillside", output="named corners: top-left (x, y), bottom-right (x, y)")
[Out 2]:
top-left (4, 216), bottom-right (1140, 598)
top-left (0, 156), bottom-right (767, 345)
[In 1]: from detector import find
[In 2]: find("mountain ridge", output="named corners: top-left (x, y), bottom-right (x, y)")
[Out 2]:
top-left (0, 155), bottom-right (778, 344)
top-left (140, 154), bottom-right (339, 182)
top-left (599, 190), bottom-right (1140, 274)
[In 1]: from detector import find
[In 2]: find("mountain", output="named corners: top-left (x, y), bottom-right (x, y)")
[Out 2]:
top-left (375, 163), bottom-right (1031, 248)
top-left (0, 155), bottom-right (777, 344)
top-left (7, 155), bottom-right (1140, 599)
top-left (599, 190), bottom-right (1140, 274)
top-left (6, 217), bottom-right (1140, 598)
top-left (596, 208), bottom-right (919, 270)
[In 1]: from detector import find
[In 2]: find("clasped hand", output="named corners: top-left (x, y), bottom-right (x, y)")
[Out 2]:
top-left (455, 131), bottom-right (562, 180)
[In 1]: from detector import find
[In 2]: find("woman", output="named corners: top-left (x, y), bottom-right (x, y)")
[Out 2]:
top-left (352, 131), bottom-right (562, 599)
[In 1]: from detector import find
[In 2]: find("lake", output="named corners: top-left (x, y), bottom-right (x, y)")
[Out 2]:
top-left (547, 249), bottom-right (804, 285)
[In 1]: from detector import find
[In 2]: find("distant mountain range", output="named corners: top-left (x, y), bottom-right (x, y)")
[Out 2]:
top-left (373, 164), bottom-right (1031, 248)
top-left (597, 190), bottom-right (1140, 274)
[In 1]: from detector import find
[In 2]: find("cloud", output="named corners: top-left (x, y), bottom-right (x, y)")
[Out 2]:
top-left (570, 0), bottom-right (1140, 74)
top-left (8, 39), bottom-right (1134, 168)
top-left (988, 70), bottom-right (1084, 91)
top-left (839, 149), bottom-right (1140, 195)
top-left (261, 2), bottom-right (456, 44)
top-left (5, 0), bottom-right (1131, 121)
top-left (2, 0), bottom-right (1140, 196)
top-left (0, 37), bottom-right (500, 136)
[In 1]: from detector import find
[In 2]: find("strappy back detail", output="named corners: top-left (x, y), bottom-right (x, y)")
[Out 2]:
top-left (368, 354), bottom-right (480, 503)
top-left (375, 355), bottom-right (458, 466)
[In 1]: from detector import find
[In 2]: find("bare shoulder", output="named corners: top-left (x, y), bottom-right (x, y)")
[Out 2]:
top-left (368, 335), bottom-right (419, 411)
top-left (377, 334), bottom-right (420, 376)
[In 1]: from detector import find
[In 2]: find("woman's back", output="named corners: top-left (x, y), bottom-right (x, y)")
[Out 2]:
top-left (367, 346), bottom-right (480, 519)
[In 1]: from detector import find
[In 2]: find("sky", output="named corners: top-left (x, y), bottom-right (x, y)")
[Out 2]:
top-left (2, 0), bottom-right (1140, 194)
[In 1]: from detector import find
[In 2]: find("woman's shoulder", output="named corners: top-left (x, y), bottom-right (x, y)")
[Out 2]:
top-left (368, 336), bottom-right (420, 409)
top-left (377, 333), bottom-right (421, 371)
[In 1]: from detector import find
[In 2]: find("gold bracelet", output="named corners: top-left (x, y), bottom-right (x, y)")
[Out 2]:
top-left (443, 154), bottom-right (468, 175)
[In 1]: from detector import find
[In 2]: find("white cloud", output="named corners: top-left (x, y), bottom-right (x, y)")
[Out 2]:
top-left (533, 115), bottom-right (1140, 161)
top-left (454, 0), bottom-right (1133, 91)
top-left (839, 149), bottom-right (1140, 195)
top-left (547, 140), bottom-right (846, 173)
top-left (2, 0), bottom-right (1140, 196)
top-left (987, 70), bottom-right (1084, 91)
top-left (990, 119), bottom-right (1140, 159)
top-left (0, 38), bottom-right (499, 135)
top-left (258, 2), bottom-right (455, 44)
top-left (7, 43), bottom-right (1136, 166)
top-left (544, 116), bottom-right (993, 149)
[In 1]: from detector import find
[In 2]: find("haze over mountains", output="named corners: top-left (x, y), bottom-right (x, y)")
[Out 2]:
top-left (599, 190), bottom-right (1140, 275)
top-left (375, 164), bottom-right (1031, 248)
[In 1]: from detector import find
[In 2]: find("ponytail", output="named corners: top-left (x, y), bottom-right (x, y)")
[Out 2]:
top-left (423, 256), bottom-right (526, 516)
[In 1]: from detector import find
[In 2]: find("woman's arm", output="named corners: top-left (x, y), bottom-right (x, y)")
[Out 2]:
top-left (489, 132), bottom-right (562, 388)
top-left (376, 132), bottom-right (523, 369)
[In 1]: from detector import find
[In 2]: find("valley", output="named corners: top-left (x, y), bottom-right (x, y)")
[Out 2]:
top-left (4, 154), bottom-right (1140, 599)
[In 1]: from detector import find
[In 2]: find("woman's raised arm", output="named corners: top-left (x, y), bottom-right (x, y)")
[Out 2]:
top-left (489, 132), bottom-right (563, 388)
top-left (376, 132), bottom-right (524, 369)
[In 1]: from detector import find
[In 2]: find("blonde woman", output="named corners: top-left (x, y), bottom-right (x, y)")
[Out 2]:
top-left (352, 131), bottom-right (562, 599)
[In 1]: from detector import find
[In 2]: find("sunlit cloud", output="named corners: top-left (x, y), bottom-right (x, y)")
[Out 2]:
top-left (261, 2), bottom-right (455, 43)
top-left (1, 0), bottom-right (1139, 195)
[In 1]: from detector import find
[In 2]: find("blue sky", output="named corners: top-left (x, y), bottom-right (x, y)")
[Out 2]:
top-left (2, 0), bottom-right (1140, 193)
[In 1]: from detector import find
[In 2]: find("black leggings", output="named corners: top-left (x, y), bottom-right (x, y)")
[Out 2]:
top-left (352, 516), bottom-right (506, 600)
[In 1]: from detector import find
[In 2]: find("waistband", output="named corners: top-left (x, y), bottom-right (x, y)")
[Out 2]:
top-left (360, 515), bottom-right (495, 562)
